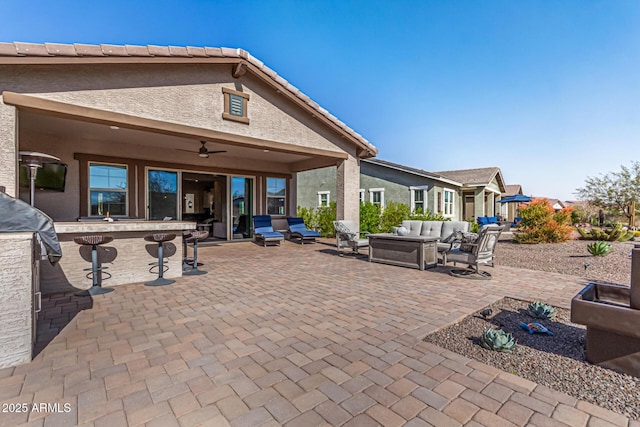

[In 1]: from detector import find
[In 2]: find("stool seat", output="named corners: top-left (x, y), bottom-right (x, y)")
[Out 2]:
top-left (185, 230), bottom-right (209, 242)
top-left (183, 230), bottom-right (209, 276)
top-left (74, 235), bottom-right (114, 246)
top-left (144, 233), bottom-right (176, 243)
top-left (74, 234), bottom-right (114, 296)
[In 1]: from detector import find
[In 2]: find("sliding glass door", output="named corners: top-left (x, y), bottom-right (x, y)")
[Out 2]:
top-left (231, 177), bottom-right (253, 240)
top-left (147, 169), bottom-right (179, 220)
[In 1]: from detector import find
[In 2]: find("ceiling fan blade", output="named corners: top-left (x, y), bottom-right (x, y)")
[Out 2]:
top-left (176, 148), bottom-right (198, 153)
top-left (207, 150), bottom-right (227, 154)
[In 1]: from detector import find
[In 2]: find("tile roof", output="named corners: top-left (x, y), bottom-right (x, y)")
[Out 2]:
top-left (0, 42), bottom-right (377, 156)
top-left (363, 158), bottom-right (462, 185)
top-left (434, 167), bottom-right (501, 186)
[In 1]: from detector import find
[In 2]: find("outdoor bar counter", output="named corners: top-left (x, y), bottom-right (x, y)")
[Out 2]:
top-left (40, 221), bottom-right (196, 294)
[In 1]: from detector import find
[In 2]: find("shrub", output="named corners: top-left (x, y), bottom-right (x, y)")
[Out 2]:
top-left (513, 198), bottom-right (574, 243)
top-left (297, 206), bottom-right (318, 230)
top-left (380, 202), bottom-right (411, 232)
top-left (410, 208), bottom-right (450, 222)
top-left (466, 218), bottom-right (481, 233)
top-left (316, 202), bottom-right (336, 237)
top-left (359, 201), bottom-right (381, 234)
top-left (587, 241), bottom-right (612, 257)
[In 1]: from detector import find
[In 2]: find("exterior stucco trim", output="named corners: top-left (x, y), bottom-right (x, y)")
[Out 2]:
top-left (3, 91), bottom-right (348, 160)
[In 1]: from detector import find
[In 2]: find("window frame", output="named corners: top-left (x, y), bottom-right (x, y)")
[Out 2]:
top-left (410, 186), bottom-right (428, 213)
top-left (359, 189), bottom-right (365, 204)
top-left (266, 177), bottom-right (287, 216)
top-left (222, 87), bottom-right (250, 124)
top-left (443, 188), bottom-right (455, 218)
top-left (317, 191), bottom-right (330, 207)
top-left (88, 162), bottom-right (129, 217)
top-left (369, 188), bottom-right (385, 208)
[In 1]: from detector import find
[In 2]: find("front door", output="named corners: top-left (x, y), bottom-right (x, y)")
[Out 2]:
top-left (464, 194), bottom-right (475, 220)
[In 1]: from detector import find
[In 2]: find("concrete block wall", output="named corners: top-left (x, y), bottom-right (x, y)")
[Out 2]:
top-left (0, 232), bottom-right (34, 368)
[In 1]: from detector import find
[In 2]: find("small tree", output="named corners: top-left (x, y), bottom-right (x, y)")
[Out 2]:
top-left (359, 201), bottom-right (381, 234)
top-left (513, 198), bottom-right (574, 244)
top-left (575, 162), bottom-right (640, 227)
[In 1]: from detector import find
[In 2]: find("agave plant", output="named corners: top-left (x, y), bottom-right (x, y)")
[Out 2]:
top-left (587, 241), bottom-right (612, 257)
top-left (527, 301), bottom-right (556, 319)
top-left (480, 329), bottom-right (517, 353)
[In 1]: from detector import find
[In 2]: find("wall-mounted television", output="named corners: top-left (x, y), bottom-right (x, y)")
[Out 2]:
top-left (19, 163), bottom-right (68, 192)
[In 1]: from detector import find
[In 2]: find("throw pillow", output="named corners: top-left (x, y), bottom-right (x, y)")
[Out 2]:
top-left (334, 222), bottom-right (356, 238)
top-left (460, 232), bottom-right (479, 252)
top-left (441, 230), bottom-right (464, 244)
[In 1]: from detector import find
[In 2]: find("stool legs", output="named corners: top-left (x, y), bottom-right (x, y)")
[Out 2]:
top-left (77, 244), bottom-right (114, 296)
top-left (145, 242), bottom-right (176, 286)
top-left (183, 238), bottom-right (207, 276)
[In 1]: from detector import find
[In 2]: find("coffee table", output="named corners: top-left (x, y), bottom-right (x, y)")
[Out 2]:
top-left (368, 233), bottom-right (438, 270)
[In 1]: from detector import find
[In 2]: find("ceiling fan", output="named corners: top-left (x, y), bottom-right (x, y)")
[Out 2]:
top-left (177, 141), bottom-right (226, 158)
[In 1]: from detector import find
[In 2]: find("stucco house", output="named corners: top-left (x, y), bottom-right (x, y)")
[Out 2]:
top-left (0, 42), bottom-right (377, 367)
top-left (297, 159), bottom-right (507, 221)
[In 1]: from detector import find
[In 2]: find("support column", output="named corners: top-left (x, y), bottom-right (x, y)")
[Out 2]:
top-left (336, 156), bottom-right (360, 230)
top-left (487, 192), bottom-right (495, 216)
top-left (0, 99), bottom-right (17, 197)
top-left (474, 189), bottom-right (485, 218)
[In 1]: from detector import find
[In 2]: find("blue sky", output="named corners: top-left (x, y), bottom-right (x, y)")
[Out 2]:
top-left (2, 0), bottom-right (638, 200)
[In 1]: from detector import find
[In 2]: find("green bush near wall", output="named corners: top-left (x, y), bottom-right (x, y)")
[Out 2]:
top-left (297, 201), bottom-right (450, 238)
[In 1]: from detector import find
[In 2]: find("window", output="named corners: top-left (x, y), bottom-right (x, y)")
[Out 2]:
top-left (222, 87), bottom-right (250, 124)
top-left (318, 191), bottom-right (330, 207)
top-left (369, 188), bottom-right (384, 207)
top-left (266, 177), bottom-right (286, 215)
top-left (89, 163), bottom-right (127, 216)
top-left (443, 189), bottom-right (455, 217)
top-left (359, 189), bottom-right (365, 204)
top-left (410, 187), bottom-right (427, 212)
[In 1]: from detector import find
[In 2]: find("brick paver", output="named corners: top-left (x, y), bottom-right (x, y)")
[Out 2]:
top-left (0, 239), bottom-right (633, 426)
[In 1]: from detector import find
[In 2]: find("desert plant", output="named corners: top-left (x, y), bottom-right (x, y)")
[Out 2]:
top-left (577, 223), bottom-right (635, 242)
top-left (380, 202), bottom-right (411, 232)
top-left (526, 301), bottom-right (556, 319)
top-left (587, 241), bottom-right (612, 257)
top-left (513, 199), bottom-right (574, 244)
top-left (480, 329), bottom-right (517, 353)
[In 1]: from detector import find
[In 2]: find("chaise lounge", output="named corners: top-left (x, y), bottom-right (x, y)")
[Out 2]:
top-left (287, 217), bottom-right (321, 244)
top-left (253, 215), bottom-right (284, 246)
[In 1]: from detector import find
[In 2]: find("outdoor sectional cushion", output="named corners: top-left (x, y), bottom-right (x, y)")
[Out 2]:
top-left (403, 220), bottom-right (424, 236)
top-left (419, 221), bottom-right (444, 238)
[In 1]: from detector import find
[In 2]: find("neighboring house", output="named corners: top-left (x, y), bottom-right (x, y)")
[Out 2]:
top-left (433, 167), bottom-right (507, 220)
top-left (501, 184), bottom-right (524, 221)
top-left (543, 198), bottom-right (567, 212)
top-left (297, 159), bottom-right (507, 221)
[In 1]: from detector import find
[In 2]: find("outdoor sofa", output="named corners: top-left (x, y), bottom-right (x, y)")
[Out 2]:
top-left (400, 220), bottom-right (470, 256)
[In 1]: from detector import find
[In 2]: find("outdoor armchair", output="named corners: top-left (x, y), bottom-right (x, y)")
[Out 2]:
top-left (444, 224), bottom-right (504, 279)
top-left (333, 220), bottom-right (368, 257)
top-left (253, 215), bottom-right (284, 246)
top-left (287, 217), bottom-right (321, 244)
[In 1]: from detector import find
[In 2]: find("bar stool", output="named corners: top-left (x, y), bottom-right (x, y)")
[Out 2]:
top-left (182, 230), bottom-right (193, 272)
top-left (183, 230), bottom-right (209, 276)
top-left (74, 235), bottom-right (114, 296)
top-left (145, 233), bottom-right (176, 286)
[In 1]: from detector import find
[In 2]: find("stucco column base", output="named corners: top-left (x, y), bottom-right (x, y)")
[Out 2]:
top-left (336, 156), bottom-right (360, 231)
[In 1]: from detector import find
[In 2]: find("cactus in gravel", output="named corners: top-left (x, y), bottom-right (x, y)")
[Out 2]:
top-left (587, 241), bottom-right (612, 257)
top-left (578, 223), bottom-right (634, 242)
top-left (526, 301), bottom-right (556, 319)
top-left (480, 329), bottom-right (517, 353)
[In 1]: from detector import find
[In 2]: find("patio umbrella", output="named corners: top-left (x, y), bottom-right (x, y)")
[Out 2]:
top-left (499, 194), bottom-right (532, 203)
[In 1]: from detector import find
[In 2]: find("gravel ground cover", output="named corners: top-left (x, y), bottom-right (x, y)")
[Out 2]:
top-left (424, 297), bottom-right (640, 419)
top-left (495, 233), bottom-right (636, 285)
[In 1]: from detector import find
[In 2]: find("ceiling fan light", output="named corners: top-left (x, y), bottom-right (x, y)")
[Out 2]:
top-left (199, 153), bottom-right (209, 158)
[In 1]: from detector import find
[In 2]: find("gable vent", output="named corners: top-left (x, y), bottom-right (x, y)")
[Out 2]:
top-left (229, 94), bottom-right (243, 116)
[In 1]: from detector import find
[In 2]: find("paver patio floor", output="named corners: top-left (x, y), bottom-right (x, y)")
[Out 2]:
top-left (0, 239), bottom-right (634, 426)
